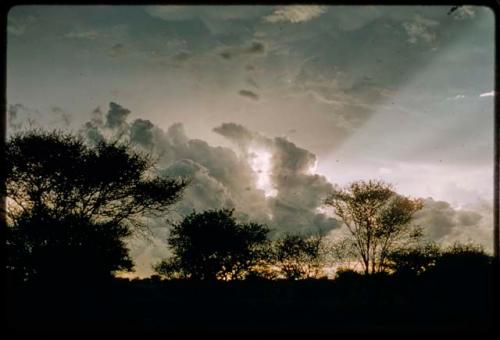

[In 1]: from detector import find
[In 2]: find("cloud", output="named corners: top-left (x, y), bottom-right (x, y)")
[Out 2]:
top-left (130, 119), bottom-right (155, 148)
top-left (213, 122), bottom-right (340, 235)
top-left (479, 91), bottom-right (494, 97)
top-left (264, 5), bottom-right (327, 23)
top-left (145, 5), bottom-right (263, 22)
top-left (413, 198), bottom-right (493, 252)
top-left (6, 103), bottom-right (50, 132)
top-left (50, 106), bottom-right (71, 126)
top-left (213, 122), bottom-right (257, 148)
top-left (8, 103), bottom-right (26, 130)
top-left (219, 41), bottom-right (266, 60)
top-left (83, 105), bottom-right (341, 240)
top-left (402, 14), bottom-right (439, 44)
top-left (105, 102), bottom-right (131, 129)
top-left (451, 6), bottom-right (476, 20)
top-left (32, 99), bottom-right (494, 274)
top-left (238, 89), bottom-right (260, 101)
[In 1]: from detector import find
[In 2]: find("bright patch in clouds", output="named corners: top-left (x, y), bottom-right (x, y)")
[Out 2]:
top-left (306, 159), bottom-right (318, 175)
top-left (248, 148), bottom-right (278, 198)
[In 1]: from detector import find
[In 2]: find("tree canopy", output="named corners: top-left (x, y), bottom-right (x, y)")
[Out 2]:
top-left (325, 180), bottom-right (424, 274)
top-left (155, 209), bottom-right (270, 280)
top-left (5, 130), bottom-right (187, 283)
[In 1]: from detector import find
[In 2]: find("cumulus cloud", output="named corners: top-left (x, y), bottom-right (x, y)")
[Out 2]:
top-left (130, 119), bottom-right (155, 148)
top-left (264, 5), bottom-right (327, 23)
top-left (413, 198), bottom-right (493, 252)
top-left (24, 99), bottom-right (493, 274)
top-left (105, 102), bottom-right (131, 129)
top-left (83, 104), bottom-right (341, 240)
top-left (213, 122), bottom-right (257, 148)
top-left (213, 122), bottom-right (340, 236)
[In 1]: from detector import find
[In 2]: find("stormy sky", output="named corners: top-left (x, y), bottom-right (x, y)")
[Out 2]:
top-left (7, 5), bottom-right (495, 276)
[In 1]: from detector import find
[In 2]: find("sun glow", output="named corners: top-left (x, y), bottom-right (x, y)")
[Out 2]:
top-left (306, 159), bottom-right (318, 175)
top-left (248, 148), bottom-right (278, 198)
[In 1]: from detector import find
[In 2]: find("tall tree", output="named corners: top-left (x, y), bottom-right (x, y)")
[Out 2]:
top-left (155, 209), bottom-right (270, 280)
top-left (325, 180), bottom-right (423, 274)
top-left (5, 130), bottom-right (187, 283)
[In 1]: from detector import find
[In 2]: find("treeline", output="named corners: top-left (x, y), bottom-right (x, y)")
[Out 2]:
top-left (5, 129), bottom-right (496, 334)
top-left (4, 129), bottom-right (494, 285)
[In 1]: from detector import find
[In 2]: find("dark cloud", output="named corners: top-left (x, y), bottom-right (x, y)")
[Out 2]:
top-left (414, 198), bottom-right (483, 241)
top-left (269, 137), bottom-right (338, 235)
top-left (213, 122), bottom-right (256, 148)
top-left (238, 89), bottom-right (259, 101)
top-left (219, 41), bottom-right (266, 60)
top-left (245, 41), bottom-right (265, 54)
top-left (219, 51), bottom-right (232, 60)
top-left (105, 102), bottom-right (131, 129)
top-left (82, 121), bottom-right (105, 145)
top-left (130, 119), bottom-right (154, 148)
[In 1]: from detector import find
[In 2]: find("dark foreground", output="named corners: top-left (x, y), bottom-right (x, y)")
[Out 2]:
top-left (6, 269), bottom-right (497, 337)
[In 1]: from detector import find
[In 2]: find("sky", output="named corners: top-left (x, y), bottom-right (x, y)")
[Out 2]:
top-left (7, 5), bottom-right (495, 276)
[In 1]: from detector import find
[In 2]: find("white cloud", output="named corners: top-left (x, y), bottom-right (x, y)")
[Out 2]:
top-left (264, 5), bottom-right (327, 23)
top-left (479, 91), bottom-right (494, 97)
top-left (451, 6), bottom-right (476, 20)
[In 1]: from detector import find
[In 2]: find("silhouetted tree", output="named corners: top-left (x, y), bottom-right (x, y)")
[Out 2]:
top-left (426, 242), bottom-right (493, 278)
top-left (325, 180), bottom-right (423, 274)
top-left (271, 233), bottom-right (327, 280)
top-left (155, 209), bottom-right (270, 280)
top-left (5, 130), bottom-right (187, 283)
top-left (384, 243), bottom-right (440, 276)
